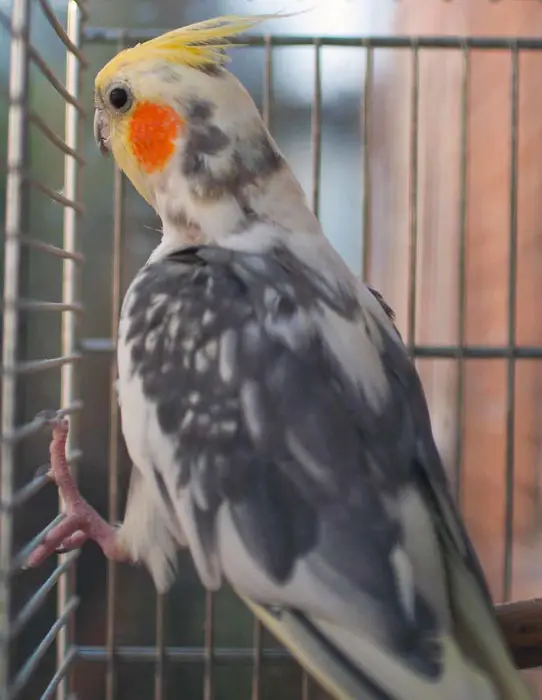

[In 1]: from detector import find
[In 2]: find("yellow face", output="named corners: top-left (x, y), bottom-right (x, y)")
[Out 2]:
top-left (92, 14), bottom-right (273, 204)
top-left (94, 74), bottom-right (186, 204)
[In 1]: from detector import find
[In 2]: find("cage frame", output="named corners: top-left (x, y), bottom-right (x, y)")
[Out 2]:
top-left (2, 1), bottom-right (542, 698)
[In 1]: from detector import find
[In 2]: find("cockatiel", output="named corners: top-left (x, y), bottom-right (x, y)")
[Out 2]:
top-left (27, 15), bottom-right (533, 700)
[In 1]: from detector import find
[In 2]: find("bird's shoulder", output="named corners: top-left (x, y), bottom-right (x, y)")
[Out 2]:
top-left (118, 241), bottom-right (425, 513)
top-left (121, 242), bottom-right (366, 331)
top-left (118, 242), bottom-right (411, 442)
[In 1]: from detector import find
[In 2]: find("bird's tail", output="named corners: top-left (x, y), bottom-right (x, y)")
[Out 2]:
top-left (240, 580), bottom-right (533, 700)
top-left (242, 598), bottom-right (394, 700)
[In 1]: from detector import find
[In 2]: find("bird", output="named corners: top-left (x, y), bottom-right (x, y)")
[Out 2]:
top-left (26, 15), bottom-right (533, 700)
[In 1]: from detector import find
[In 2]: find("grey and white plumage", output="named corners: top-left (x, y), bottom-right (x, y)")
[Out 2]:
top-left (115, 233), bottom-right (530, 700)
top-left (85, 19), bottom-right (533, 699)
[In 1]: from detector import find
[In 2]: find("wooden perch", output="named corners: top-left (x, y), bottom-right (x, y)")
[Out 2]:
top-left (496, 599), bottom-right (542, 669)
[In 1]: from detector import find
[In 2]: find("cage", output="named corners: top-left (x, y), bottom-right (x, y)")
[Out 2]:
top-left (3, 0), bottom-right (542, 699)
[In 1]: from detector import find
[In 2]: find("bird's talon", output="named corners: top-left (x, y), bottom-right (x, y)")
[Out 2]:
top-left (34, 409), bottom-right (69, 432)
top-left (26, 410), bottom-right (125, 567)
top-left (34, 463), bottom-right (53, 480)
top-left (35, 408), bottom-right (61, 424)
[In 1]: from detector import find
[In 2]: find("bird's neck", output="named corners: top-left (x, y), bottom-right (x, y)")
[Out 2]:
top-left (151, 155), bottom-right (322, 263)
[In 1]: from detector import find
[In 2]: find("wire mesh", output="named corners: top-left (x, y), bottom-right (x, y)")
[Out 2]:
top-left (1, 1), bottom-right (86, 698)
top-left (2, 5), bottom-right (542, 700)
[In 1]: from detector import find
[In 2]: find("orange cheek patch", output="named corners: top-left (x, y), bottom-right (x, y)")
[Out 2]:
top-left (128, 101), bottom-right (184, 174)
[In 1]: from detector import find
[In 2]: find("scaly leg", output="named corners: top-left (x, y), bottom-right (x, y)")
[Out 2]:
top-left (25, 413), bottom-right (131, 568)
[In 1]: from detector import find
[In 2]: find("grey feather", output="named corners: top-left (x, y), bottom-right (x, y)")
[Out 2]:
top-left (117, 243), bottom-right (532, 700)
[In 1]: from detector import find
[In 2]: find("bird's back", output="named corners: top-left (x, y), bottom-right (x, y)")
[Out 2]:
top-left (116, 242), bottom-right (532, 700)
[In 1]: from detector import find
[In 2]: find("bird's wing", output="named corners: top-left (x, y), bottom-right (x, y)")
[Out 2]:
top-left (117, 243), bottom-right (531, 700)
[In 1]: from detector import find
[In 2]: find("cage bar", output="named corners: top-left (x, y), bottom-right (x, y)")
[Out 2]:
top-left (454, 43), bottom-right (470, 503)
top-left (407, 42), bottom-right (420, 353)
top-left (2, 400), bottom-right (82, 444)
top-left (81, 29), bottom-right (542, 50)
top-left (154, 594), bottom-right (167, 700)
top-left (11, 514), bottom-right (66, 573)
top-left (36, 0), bottom-right (87, 66)
top-left (203, 591), bottom-right (215, 700)
top-left (4, 16), bottom-right (542, 698)
top-left (28, 45), bottom-right (86, 114)
top-left (104, 120), bottom-right (126, 700)
top-left (6, 597), bottom-right (79, 700)
top-left (503, 43), bottom-right (520, 603)
top-left (3, 300), bottom-right (84, 313)
top-left (25, 176), bottom-right (83, 212)
top-left (361, 43), bottom-right (373, 281)
top-left (10, 553), bottom-right (78, 640)
top-left (311, 39), bottom-right (322, 220)
top-left (8, 473), bottom-right (50, 510)
top-left (7, 354), bottom-right (81, 376)
top-left (1, 0), bottom-right (31, 696)
top-left (27, 110), bottom-right (85, 163)
top-left (78, 645), bottom-right (293, 663)
top-left (18, 234), bottom-right (84, 262)
top-left (40, 646), bottom-right (78, 700)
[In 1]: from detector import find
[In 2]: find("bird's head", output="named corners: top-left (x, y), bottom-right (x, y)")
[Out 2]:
top-left (94, 15), bottom-right (318, 244)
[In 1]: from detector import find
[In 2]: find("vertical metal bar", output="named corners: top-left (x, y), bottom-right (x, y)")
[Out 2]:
top-left (154, 594), bottom-right (166, 700)
top-left (251, 620), bottom-right (263, 700)
top-left (0, 0), bottom-right (31, 695)
top-left (105, 60), bottom-right (126, 699)
top-left (262, 34), bottom-right (272, 129)
top-left (301, 669), bottom-right (312, 700)
top-left (203, 591), bottom-right (215, 700)
top-left (503, 43), bottom-right (519, 602)
top-left (311, 39), bottom-right (322, 217)
top-left (303, 38), bottom-right (323, 700)
top-left (407, 43), bottom-right (420, 353)
top-left (361, 44), bottom-right (373, 282)
top-left (454, 45), bottom-right (470, 505)
top-left (251, 34), bottom-right (273, 700)
top-left (57, 3), bottom-right (85, 697)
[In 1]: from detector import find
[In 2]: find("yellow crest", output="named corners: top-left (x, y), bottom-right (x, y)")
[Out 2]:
top-left (95, 14), bottom-right (279, 86)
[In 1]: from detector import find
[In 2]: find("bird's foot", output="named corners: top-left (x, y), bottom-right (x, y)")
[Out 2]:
top-left (25, 411), bottom-right (130, 568)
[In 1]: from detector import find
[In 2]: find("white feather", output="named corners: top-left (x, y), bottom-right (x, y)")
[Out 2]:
top-left (116, 469), bottom-right (180, 593)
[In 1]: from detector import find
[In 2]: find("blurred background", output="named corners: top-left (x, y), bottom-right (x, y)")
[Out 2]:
top-left (3, 0), bottom-right (542, 698)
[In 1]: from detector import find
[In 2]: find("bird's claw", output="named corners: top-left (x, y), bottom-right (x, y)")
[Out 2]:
top-left (31, 409), bottom-right (67, 483)
top-left (25, 514), bottom-right (89, 567)
top-left (34, 408), bottom-right (69, 429)
top-left (24, 410), bottom-right (129, 570)
top-left (34, 462), bottom-right (53, 481)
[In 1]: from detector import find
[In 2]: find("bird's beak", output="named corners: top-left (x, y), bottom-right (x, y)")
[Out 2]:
top-left (93, 109), bottom-right (110, 156)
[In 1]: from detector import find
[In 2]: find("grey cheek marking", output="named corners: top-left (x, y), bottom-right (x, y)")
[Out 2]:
top-left (189, 126), bottom-right (230, 156)
top-left (236, 134), bottom-right (284, 180)
top-left (187, 99), bottom-right (214, 122)
top-left (183, 129), bottom-right (284, 201)
top-left (182, 123), bottom-right (231, 188)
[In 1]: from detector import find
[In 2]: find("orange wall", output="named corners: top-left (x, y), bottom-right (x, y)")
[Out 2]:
top-left (365, 1), bottom-right (542, 608)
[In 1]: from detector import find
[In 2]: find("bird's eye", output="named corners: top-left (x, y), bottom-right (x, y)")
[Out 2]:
top-left (107, 85), bottom-right (132, 112)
